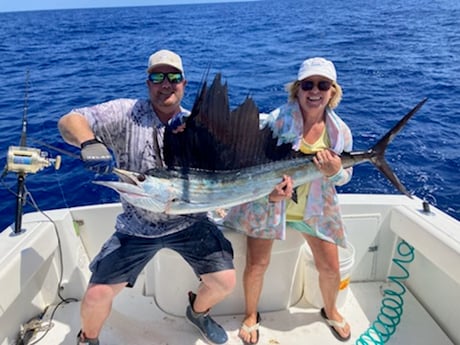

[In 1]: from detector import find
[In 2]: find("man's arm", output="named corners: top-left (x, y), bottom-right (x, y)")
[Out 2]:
top-left (58, 111), bottom-right (114, 174)
top-left (58, 112), bottom-right (96, 147)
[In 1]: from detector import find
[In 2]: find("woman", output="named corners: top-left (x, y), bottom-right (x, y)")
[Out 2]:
top-left (226, 57), bottom-right (353, 344)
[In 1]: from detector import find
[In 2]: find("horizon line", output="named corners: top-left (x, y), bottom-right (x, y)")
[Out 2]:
top-left (0, 0), bottom-right (261, 14)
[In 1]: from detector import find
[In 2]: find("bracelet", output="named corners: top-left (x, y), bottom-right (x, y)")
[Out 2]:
top-left (328, 166), bottom-right (345, 183)
top-left (80, 138), bottom-right (101, 149)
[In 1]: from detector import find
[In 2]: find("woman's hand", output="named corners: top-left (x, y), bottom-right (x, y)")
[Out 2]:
top-left (313, 149), bottom-right (342, 177)
top-left (268, 175), bottom-right (294, 202)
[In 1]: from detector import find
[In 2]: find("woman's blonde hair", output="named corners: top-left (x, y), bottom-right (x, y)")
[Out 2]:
top-left (285, 80), bottom-right (343, 109)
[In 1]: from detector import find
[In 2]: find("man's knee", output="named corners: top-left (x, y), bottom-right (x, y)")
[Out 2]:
top-left (84, 283), bottom-right (124, 305)
top-left (221, 269), bottom-right (237, 294)
top-left (207, 269), bottom-right (236, 295)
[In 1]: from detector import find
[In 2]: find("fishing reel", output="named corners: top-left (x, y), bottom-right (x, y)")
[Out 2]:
top-left (7, 146), bottom-right (61, 174)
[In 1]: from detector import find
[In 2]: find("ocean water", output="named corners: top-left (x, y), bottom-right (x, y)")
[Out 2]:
top-left (0, 0), bottom-right (459, 231)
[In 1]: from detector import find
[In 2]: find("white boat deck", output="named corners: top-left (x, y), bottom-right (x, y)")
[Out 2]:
top-left (4, 196), bottom-right (460, 345)
top-left (34, 281), bottom-right (453, 345)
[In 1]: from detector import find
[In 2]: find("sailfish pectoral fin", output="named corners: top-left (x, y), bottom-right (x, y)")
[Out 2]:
top-left (291, 187), bottom-right (298, 203)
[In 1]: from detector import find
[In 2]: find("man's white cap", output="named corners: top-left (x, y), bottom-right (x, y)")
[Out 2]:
top-left (297, 57), bottom-right (336, 81)
top-left (147, 49), bottom-right (184, 74)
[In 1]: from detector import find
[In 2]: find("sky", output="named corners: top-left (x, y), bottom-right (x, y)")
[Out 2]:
top-left (0, 0), bottom-right (250, 13)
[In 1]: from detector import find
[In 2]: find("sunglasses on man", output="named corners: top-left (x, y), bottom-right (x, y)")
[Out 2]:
top-left (148, 72), bottom-right (184, 84)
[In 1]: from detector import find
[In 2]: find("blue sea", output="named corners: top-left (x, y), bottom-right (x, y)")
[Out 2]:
top-left (0, 0), bottom-right (459, 231)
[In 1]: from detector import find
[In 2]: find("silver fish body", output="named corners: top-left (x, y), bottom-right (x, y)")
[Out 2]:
top-left (95, 96), bottom-right (427, 215)
top-left (97, 156), bottom-right (322, 214)
top-left (96, 148), bottom-right (390, 215)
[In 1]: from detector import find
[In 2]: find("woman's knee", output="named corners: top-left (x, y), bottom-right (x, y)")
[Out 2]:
top-left (246, 256), bottom-right (271, 273)
top-left (246, 238), bottom-right (273, 270)
top-left (316, 260), bottom-right (340, 279)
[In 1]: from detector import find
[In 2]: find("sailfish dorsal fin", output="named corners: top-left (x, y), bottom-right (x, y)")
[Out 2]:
top-left (163, 73), bottom-right (293, 172)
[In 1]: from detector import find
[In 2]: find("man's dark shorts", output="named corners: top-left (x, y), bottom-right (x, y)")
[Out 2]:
top-left (89, 219), bottom-right (234, 287)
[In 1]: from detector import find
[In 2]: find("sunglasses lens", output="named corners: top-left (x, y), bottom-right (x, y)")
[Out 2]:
top-left (300, 80), bottom-right (332, 91)
top-left (149, 72), bottom-right (183, 84)
top-left (149, 73), bottom-right (166, 84)
top-left (167, 73), bottom-right (183, 84)
top-left (318, 81), bottom-right (332, 91)
top-left (301, 80), bottom-right (314, 91)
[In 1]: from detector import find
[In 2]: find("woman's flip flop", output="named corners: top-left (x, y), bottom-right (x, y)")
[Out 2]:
top-left (320, 308), bottom-right (351, 342)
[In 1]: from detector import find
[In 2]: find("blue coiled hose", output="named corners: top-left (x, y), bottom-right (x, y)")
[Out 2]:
top-left (355, 239), bottom-right (415, 345)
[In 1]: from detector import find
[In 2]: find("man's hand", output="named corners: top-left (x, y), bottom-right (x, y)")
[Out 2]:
top-left (167, 111), bottom-right (189, 133)
top-left (80, 139), bottom-right (114, 174)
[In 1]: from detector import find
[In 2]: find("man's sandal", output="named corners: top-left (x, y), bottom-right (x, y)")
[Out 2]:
top-left (320, 308), bottom-right (351, 342)
top-left (239, 312), bottom-right (261, 345)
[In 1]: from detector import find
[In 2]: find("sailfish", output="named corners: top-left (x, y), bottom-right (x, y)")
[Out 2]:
top-left (95, 73), bottom-right (427, 214)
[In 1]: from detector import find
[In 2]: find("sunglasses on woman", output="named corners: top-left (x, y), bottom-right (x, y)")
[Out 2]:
top-left (148, 72), bottom-right (184, 84)
top-left (300, 80), bottom-right (332, 91)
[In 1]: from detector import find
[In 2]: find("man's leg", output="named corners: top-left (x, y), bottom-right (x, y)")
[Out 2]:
top-left (186, 269), bottom-right (235, 344)
top-left (79, 282), bottom-right (127, 340)
top-left (181, 220), bottom-right (235, 344)
top-left (194, 269), bottom-right (236, 312)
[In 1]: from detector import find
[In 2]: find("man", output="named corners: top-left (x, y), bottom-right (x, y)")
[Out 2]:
top-left (58, 49), bottom-right (236, 345)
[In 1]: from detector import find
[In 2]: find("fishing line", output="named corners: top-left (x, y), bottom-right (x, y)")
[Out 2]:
top-left (1, 175), bottom-right (79, 345)
top-left (355, 239), bottom-right (415, 345)
top-left (53, 167), bottom-right (71, 209)
top-left (1, 70), bottom-right (80, 343)
top-left (1, 176), bottom-right (77, 303)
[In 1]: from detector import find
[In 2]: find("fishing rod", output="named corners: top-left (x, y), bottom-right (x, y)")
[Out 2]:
top-left (5, 70), bottom-right (61, 234)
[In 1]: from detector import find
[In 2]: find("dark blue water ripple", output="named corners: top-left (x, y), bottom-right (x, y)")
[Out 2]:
top-left (0, 0), bottom-right (459, 231)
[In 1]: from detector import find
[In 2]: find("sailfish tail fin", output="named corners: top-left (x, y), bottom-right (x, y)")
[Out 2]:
top-left (368, 97), bottom-right (428, 197)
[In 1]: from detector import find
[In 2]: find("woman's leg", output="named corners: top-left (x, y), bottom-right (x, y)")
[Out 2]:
top-left (239, 237), bottom-right (274, 344)
top-left (303, 234), bottom-right (351, 339)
